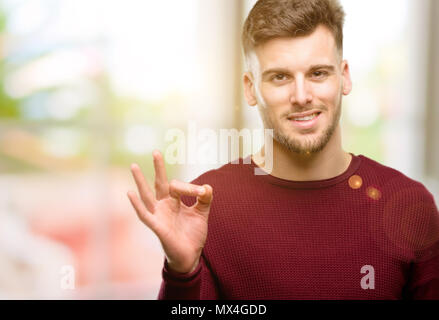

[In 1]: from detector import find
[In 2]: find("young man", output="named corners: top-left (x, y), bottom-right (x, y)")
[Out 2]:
top-left (127, 0), bottom-right (439, 299)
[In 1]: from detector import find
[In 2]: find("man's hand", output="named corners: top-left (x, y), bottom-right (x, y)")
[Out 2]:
top-left (127, 150), bottom-right (213, 274)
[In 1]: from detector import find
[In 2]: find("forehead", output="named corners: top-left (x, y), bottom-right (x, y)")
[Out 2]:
top-left (254, 25), bottom-right (339, 71)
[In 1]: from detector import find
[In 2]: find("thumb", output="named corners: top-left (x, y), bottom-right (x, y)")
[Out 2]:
top-left (194, 184), bottom-right (213, 212)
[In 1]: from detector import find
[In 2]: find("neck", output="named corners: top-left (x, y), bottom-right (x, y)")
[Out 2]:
top-left (252, 126), bottom-right (352, 181)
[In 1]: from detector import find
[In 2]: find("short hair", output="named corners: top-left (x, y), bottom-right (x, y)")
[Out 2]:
top-left (242, 0), bottom-right (345, 59)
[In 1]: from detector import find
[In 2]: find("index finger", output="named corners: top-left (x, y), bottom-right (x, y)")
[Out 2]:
top-left (169, 180), bottom-right (206, 200)
top-left (194, 184), bottom-right (213, 212)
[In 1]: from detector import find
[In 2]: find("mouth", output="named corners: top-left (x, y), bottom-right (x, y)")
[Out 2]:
top-left (287, 111), bottom-right (322, 129)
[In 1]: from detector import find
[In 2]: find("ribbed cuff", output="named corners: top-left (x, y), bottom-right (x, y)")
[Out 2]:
top-left (163, 259), bottom-right (203, 283)
top-left (158, 258), bottom-right (203, 300)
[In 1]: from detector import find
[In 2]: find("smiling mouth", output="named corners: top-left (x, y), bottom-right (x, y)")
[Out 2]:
top-left (289, 112), bottom-right (321, 122)
top-left (287, 112), bottom-right (322, 129)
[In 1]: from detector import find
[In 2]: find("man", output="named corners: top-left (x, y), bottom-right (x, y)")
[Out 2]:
top-left (127, 0), bottom-right (439, 299)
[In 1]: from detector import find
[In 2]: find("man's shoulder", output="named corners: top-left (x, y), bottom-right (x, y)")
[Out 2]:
top-left (359, 154), bottom-right (426, 187)
top-left (358, 154), bottom-right (436, 204)
top-left (358, 155), bottom-right (439, 261)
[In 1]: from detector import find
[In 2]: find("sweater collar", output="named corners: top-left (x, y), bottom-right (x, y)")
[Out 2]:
top-left (245, 153), bottom-right (362, 189)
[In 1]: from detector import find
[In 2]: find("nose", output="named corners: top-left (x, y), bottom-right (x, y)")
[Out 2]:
top-left (290, 75), bottom-right (313, 107)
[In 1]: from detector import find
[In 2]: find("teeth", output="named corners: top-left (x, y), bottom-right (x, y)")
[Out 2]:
top-left (293, 113), bottom-right (319, 121)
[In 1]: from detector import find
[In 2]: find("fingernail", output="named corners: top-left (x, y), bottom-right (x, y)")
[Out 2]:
top-left (198, 187), bottom-right (205, 195)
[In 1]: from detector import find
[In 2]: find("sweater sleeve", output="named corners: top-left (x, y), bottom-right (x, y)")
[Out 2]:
top-left (406, 258), bottom-right (439, 299)
top-left (157, 254), bottom-right (220, 300)
top-left (404, 188), bottom-right (439, 300)
top-left (404, 230), bottom-right (439, 299)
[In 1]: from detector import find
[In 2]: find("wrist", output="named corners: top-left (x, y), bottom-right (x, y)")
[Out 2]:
top-left (167, 259), bottom-right (200, 275)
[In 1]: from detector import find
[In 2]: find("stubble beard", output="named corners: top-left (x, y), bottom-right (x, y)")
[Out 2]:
top-left (258, 95), bottom-right (342, 155)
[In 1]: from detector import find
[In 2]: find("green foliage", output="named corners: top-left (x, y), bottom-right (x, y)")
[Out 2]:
top-left (0, 8), bottom-right (6, 32)
top-left (0, 6), bottom-right (21, 119)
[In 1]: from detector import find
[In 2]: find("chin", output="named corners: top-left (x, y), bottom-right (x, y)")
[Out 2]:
top-left (279, 131), bottom-right (328, 153)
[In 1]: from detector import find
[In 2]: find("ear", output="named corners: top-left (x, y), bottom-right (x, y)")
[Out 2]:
top-left (341, 60), bottom-right (352, 96)
top-left (243, 72), bottom-right (258, 106)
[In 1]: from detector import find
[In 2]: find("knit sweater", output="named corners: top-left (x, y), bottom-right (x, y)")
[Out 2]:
top-left (158, 153), bottom-right (439, 299)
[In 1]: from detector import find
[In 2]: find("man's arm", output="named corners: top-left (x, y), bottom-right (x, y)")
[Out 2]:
top-left (405, 253), bottom-right (439, 299)
top-left (404, 188), bottom-right (439, 299)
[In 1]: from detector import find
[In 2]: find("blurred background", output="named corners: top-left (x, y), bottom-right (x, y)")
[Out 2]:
top-left (0, 0), bottom-right (438, 299)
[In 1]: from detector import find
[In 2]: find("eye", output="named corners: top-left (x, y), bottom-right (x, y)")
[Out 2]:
top-left (272, 74), bottom-right (288, 82)
top-left (311, 70), bottom-right (328, 79)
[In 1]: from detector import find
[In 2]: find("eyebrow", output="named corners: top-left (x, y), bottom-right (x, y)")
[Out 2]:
top-left (261, 64), bottom-right (336, 78)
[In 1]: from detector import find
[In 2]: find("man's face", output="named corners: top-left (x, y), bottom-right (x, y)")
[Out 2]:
top-left (244, 25), bottom-right (352, 155)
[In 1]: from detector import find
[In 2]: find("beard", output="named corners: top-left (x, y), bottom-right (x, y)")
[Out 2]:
top-left (257, 95), bottom-right (342, 155)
